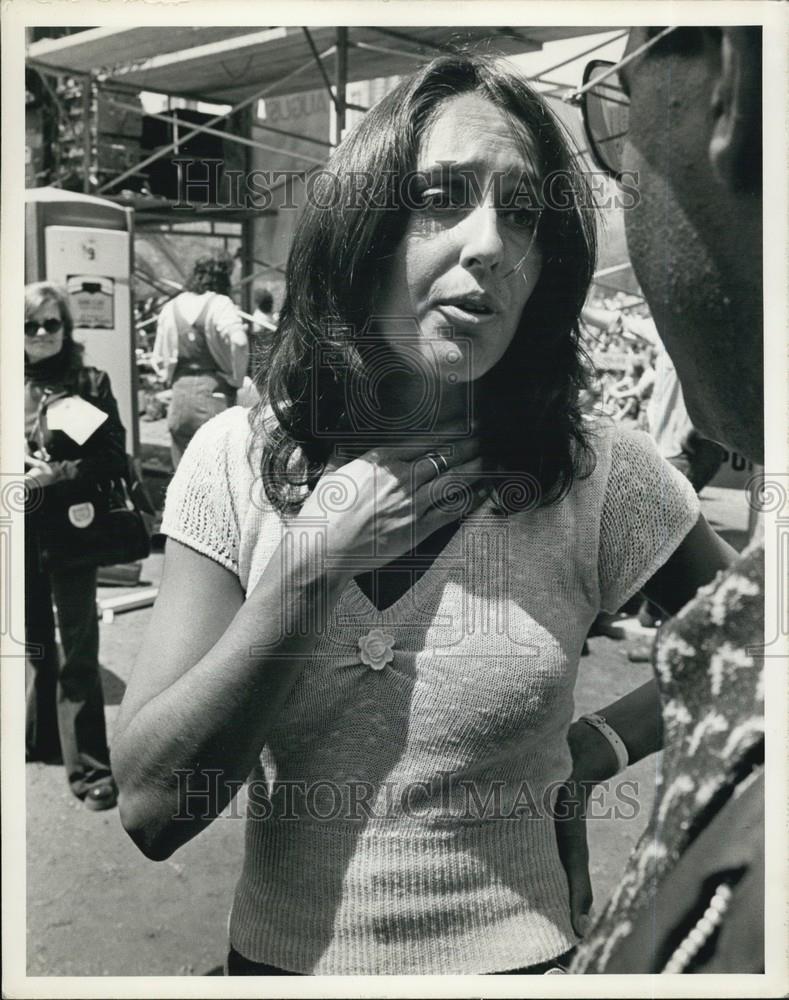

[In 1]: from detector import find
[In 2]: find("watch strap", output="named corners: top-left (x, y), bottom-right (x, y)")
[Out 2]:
top-left (578, 713), bottom-right (629, 773)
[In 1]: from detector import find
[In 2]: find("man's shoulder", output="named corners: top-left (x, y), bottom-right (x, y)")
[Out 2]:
top-left (655, 539), bottom-right (764, 753)
top-left (666, 540), bottom-right (764, 642)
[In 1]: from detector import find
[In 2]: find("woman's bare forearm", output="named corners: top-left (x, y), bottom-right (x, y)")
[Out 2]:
top-left (116, 436), bottom-right (485, 858)
top-left (569, 517), bottom-right (736, 784)
top-left (113, 542), bottom-right (350, 858)
top-left (568, 678), bottom-right (662, 784)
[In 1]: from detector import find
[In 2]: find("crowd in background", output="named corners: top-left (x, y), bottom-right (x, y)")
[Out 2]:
top-left (579, 290), bottom-right (659, 429)
top-left (137, 283), bottom-right (662, 431)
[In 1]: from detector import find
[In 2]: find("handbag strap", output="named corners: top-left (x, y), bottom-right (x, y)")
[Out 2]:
top-left (31, 373), bottom-right (97, 461)
top-left (32, 386), bottom-right (66, 462)
top-left (32, 380), bottom-right (126, 497)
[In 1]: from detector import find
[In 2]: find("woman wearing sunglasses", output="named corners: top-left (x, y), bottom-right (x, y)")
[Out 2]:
top-left (114, 54), bottom-right (734, 973)
top-left (24, 281), bottom-right (127, 810)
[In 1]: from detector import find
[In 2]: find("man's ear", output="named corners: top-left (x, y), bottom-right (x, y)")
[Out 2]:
top-left (708, 27), bottom-right (762, 193)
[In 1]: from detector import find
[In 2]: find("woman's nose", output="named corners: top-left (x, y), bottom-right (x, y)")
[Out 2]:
top-left (458, 205), bottom-right (505, 273)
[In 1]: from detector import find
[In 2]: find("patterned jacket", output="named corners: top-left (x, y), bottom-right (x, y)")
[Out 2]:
top-left (571, 541), bottom-right (765, 973)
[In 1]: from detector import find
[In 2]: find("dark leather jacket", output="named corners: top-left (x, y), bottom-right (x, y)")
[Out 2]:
top-left (25, 366), bottom-right (127, 486)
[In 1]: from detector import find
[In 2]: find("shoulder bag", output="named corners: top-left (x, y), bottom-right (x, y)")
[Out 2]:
top-left (28, 387), bottom-right (152, 574)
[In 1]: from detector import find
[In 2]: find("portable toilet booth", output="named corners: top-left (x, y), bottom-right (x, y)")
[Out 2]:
top-left (25, 187), bottom-right (138, 456)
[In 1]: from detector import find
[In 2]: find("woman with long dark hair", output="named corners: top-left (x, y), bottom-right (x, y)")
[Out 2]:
top-left (114, 55), bottom-right (734, 972)
top-left (25, 281), bottom-right (127, 810)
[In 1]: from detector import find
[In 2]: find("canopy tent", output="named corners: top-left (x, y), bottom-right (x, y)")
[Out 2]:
top-left (26, 25), bottom-right (623, 196)
top-left (26, 25), bottom-right (637, 304)
top-left (27, 25), bottom-right (612, 104)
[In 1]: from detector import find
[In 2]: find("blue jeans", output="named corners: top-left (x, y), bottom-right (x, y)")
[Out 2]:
top-left (25, 533), bottom-right (112, 798)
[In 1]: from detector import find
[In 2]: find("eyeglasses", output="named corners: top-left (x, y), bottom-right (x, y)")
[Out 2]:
top-left (24, 319), bottom-right (63, 337)
top-left (573, 60), bottom-right (630, 180)
top-left (564, 27), bottom-right (678, 181)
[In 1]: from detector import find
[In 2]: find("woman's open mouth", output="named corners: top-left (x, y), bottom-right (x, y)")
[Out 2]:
top-left (436, 298), bottom-right (498, 326)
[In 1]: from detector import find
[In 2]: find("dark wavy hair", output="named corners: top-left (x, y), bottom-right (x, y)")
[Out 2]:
top-left (186, 251), bottom-right (234, 295)
top-left (255, 287), bottom-right (274, 313)
top-left (252, 53), bottom-right (597, 515)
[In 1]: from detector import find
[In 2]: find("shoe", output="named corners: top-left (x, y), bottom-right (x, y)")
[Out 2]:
top-left (627, 638), bottom-right (655, 663)
top-left (587, 612), bottom-right (625, 640)
top-left (26, 748), bottom-right (63, 765)
top-left (619, 593), bottom-right (644, 616)
top-left (84, 780), bottom-right (118, 812)
top-left (638, 603), bottom-right (663, 629)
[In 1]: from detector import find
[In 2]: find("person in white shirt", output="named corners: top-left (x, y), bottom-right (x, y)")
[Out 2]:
top-left (647, 343), bottom-right (724, 491)
top-left (152, 251), bottom-right (249, 468)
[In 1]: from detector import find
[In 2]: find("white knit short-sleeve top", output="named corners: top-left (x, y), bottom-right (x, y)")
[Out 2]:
top-left (161, 407), bottom-right (699, 974)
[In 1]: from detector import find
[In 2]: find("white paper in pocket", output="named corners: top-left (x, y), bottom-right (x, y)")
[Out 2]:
top-left (45, 396), bottom-right (108, 445)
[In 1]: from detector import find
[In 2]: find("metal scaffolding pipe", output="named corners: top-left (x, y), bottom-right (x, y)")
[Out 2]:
top-left (103, 95), bottom-right (326, 166)
top-left (81, 74), bottom-right (92, 193)
top-left (370, 26), bottom-right (452, 56)
top-left (532, 29), bottom-right (628, 80)
top-left (350, 39), bottom-right (428, 64)
top-left (302, 28), bottom-right (339, 113)
top-left (240, 104), bottom-right (254, 316)
top-left (250, 256), bottom-right (287, 277)
top-left (335, 27), bottom-right (348, 139)
top-left (98, 42), bottom-right (337, 194)
top-left (250, 119), bottom-right (334, 149)
top-left (27, 56), bottom-right (246, 108)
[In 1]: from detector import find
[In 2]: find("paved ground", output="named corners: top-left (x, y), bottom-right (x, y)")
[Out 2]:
top-left (24, 466), bottom-right (752, 977)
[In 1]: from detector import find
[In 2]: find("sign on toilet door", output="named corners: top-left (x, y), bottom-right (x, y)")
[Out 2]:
top-left (66, 275), bottom-right (115, 330)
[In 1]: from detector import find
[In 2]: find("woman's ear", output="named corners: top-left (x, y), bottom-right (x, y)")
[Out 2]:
top-left (708, 28), bottom-right (762, 193)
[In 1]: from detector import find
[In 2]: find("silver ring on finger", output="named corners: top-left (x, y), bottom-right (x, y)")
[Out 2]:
top-left (425, 452), bottom-right (449, 477)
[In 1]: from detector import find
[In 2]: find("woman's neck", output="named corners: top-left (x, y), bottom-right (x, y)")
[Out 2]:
top-left (24, 344), bottom-right (74, 384)
top-left (365, 373), bottom-right (475, 445)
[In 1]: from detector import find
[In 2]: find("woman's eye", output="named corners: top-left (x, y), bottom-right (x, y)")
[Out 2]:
top-left (500, 207), bottom-right (539, 231)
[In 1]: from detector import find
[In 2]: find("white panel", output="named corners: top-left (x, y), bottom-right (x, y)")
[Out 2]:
top-left (44, 226), bottom-right (134, 451)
